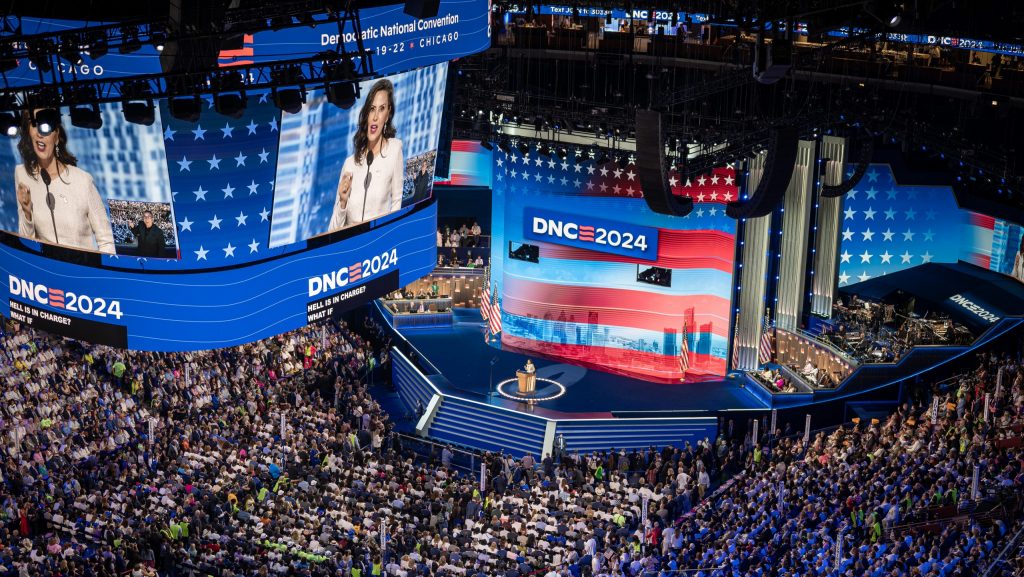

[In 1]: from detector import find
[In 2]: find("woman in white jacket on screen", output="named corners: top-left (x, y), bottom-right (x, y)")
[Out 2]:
top-left (329, 79), bottom-right (404, 231)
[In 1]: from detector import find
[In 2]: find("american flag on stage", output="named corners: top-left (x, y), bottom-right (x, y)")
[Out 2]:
top-left (758, 311), bottom-right (774, 366)
top-left (679, 322), bottom-right (690, 375)
top-left (730, 312), bottom-right (740, 369)
top-left (481, 283), bottom-right (502, 340)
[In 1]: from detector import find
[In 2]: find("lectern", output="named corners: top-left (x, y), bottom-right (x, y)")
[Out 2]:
top-left (516, 370), bottom-right (537, 394)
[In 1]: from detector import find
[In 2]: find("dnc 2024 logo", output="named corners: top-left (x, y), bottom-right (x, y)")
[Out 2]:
top-left (524, 208), bottom-right (658, 260)
top-left (8, 275), bottom-right (124, 319)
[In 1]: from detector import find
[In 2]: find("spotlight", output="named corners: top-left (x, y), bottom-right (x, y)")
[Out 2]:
top-left (120, 27), bottom-right (142, 54)
top-left (867, 0), bottom-right (903, 28)
top-left (325, 81), bottom-right (358, 109)
top-left (70, 104), bottom-right (102, 130)
top-left (122, 100), bottom-right (155, 126)
top-left (169, 96), bottom-right (202, 122)
top-left (617, 156), bottom-right (628, 169)
top-left (480, 139), bottom-right (493, 150)
top-left (150, 29), bottom-right (166, 52)
top-left (516, 141), bottom-right (529, 156)
top-left (0, 112), bottom-right (18, 137)
top-left (539, 144), bottom-right (551, 156)
top-left (59, 39), bottom-right (83, 65)
top-left (273, 88), bottom-right (305, 114)
top-left (214, 93), bottom-right (247, 118)
top-left (85, 31), bottom-right (108, 59)
top-left (596, 150), bottom-right (610, 165)
top-left (557, 147), bottom-right (567, 159)
top-left (28, 40), bottom-right (54, 72)
top-left (498, 138), bottom-right (511, 154)
top-left (33, 108), bottom-right (61, 136)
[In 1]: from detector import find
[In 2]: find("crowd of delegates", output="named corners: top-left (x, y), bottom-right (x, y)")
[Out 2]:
top-left (823, 295), bottom-right (973, 364)
top-left (107, 201), bottom-right (175, 249)
top-left (1, 311), bottom-right (1023, 577)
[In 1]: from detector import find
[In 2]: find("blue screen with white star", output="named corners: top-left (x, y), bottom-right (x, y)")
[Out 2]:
top-left (837, 164), bottom-right (966, 287)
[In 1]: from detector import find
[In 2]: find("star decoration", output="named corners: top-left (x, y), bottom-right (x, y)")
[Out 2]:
top-left (192, 125), bottom-right (207, 140)
top-left (194, 246), bottom-right (209, 261)
top-left (178, 217), bottom-right (193, 232)
top-left (223, 243), bottom-right (236, 258)
top-left (208, 215), bottom-right (222, 230)
top-left (235, 211), bottom-right (248, 226)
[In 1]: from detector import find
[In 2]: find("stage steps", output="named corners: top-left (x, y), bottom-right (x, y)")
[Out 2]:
top-left (555, 418), bottom-right (718, 453)
top-left (427, 397), bottom-right (548, 457)
top-left (392, 350), bottom-right (437, 415)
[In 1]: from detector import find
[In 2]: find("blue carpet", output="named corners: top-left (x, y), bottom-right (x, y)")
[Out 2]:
top-left (400, 321), bottom-right (766, 414)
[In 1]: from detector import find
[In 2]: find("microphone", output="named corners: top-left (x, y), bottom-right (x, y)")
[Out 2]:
top-left (40, 170), bottom-right (59, 244)
top-left (362, 150), bottom-right (375, 222)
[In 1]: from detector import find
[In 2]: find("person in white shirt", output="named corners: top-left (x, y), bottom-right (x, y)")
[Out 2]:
top-left (329, 79), bottom-right (404, 230)
top-left (15, 109), bottom-right (115, 254)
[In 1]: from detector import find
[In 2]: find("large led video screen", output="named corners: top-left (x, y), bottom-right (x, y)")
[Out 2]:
top-left (491, 147), bottom-right (736, 382)
top-left (837, 163), bottom-right (1024, 287)
top-left (0, 105), bottom-right (179, 258)
top-left (1, 202), bottom-right (437, 350)
top-left (268, 63), bottom-right (447, 248)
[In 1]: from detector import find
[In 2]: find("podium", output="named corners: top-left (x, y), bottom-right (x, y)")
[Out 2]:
top-left (516, 370), bottom-right (537, 394)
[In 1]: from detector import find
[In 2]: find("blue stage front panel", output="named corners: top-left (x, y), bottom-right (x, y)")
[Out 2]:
top-left (0, 204), bottom-right (436, 351)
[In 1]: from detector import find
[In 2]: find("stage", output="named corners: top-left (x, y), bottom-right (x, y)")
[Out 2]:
top-left (400, 309), bottom-right (764, 417)
top-left (382, 306), bottom-right (764, 456)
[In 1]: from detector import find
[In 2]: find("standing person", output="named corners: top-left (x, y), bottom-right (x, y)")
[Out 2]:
top-left (130, 210), bottom-right (166, 257)
top-left (15, 109), bottom-right (115, 254)
top-left (330, 79), bottom-right (404, 230)
top-left (412, 157), bottom-right (432, 202)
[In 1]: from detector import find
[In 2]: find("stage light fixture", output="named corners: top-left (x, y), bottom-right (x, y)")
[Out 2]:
top-left (150, 29), bottom-right (166, 52)
top-left (169, 96), bottom-right (202, 122)
top-left (214, 93), bottom-right (247, 118)
top-left (0, 112), bottom-right (18, 137)
top-left (617, 156), bottom-right (629, 169)
top-left (70, 104), bottom-right (102, 130)
top-left (120, 27), bottom-right (142, 53)
top-left (557, 147), bottom-right (567, 159)
top-left (497, 138), bottom-right (511, 154)
top-left (33, 108), bottom-right (61, 136)
top-left (86, 31), bottom-right (108, 59)
top-left (273, 88), bottom-right (305, 114)
top-left (480, 139), bottom-right (493, 151)
top-left (326, 81), bottom-right (358, 109)
top-left (122, 100), bottom-right (155, 126)
top-left (539, 144), bottom-right (551, 156)
top-left (59, 39), bottom-right (84, 65)
top-left (516, 141), bottom-right (529, 156)
top-left (596, 150), bottom-right (610, 165)
top-left (28, 40), bottom-right (54, 72)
